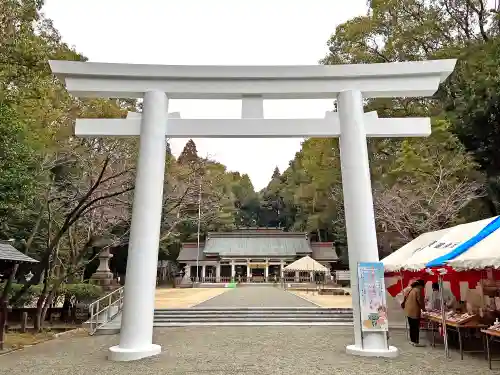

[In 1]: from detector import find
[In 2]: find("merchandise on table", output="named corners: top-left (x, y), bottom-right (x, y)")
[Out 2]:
top-left (424, 310), bottom-right (477, 324)
top-left (446, 312), bottom-right (475, 323)
top-left (488, 319), bottom-right (500, 332)
top-left (423, 310), bottom-right (443, 320)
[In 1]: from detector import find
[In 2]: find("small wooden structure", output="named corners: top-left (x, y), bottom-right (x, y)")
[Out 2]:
top-left (0, 241), bottom-right (38, 276)
top-left (0, 240), bottom-right (38, 350)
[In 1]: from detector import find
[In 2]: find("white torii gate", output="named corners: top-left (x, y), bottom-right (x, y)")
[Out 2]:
top-left (50, 59), bottom-right (456, 362)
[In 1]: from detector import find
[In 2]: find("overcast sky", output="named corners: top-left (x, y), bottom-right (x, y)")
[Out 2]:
top-left (43, 0), bottom-right (367, 190)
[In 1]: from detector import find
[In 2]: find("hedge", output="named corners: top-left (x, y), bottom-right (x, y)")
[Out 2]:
top-left (0, 282), bottom-right (104, 307)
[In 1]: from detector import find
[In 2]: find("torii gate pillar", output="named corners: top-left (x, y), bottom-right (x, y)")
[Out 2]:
top-left (108, 91), bottom-right (168, 361)
top-left (338, 90), bottom-right (397, 357)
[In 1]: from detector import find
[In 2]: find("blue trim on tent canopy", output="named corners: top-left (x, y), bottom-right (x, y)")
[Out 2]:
top-left (426, 216), bottom-right (500, 268)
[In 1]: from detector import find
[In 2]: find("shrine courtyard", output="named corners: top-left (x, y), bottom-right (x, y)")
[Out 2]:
top-left (0, 287), bottom-right (492, 375)
top-left (0, 326), bottom-right (492, 375)
top-left (0, 287), bottom-right (492, 374)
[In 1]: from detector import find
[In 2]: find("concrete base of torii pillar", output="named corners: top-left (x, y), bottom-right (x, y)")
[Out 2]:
top-left (338, 90), bottom-right (398, 358)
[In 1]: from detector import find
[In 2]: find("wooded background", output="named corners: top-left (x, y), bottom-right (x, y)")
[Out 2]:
top-left (1, 0), bottom-right (499, 318)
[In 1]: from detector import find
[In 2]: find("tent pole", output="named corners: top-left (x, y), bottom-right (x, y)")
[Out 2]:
top-left (439, 275), bottom-right (450, 358)
top-left (399, 271), bottom-right (409, 340)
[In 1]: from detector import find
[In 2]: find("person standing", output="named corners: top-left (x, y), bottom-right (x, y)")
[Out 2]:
top-left (402, 279), bottom-right (426, 346)
top-left (426, 282), bottom-right (456, 311)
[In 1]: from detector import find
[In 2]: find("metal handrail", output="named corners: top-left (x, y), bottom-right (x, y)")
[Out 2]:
top-left (88, 286), bottom-right (124, 335)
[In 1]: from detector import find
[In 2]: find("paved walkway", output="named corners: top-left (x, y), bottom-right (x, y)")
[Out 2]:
top-left (195, 286), bottom-right (317, 308)
top-left (155, 288), bottom-right (227, 308)
top-left (0, 327), bottom-right (494, 374)
top-left (288, 291), bottom-right (353, 308)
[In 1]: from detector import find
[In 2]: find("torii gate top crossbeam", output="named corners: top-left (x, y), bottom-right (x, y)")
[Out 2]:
top-left (49, 59), bottom-right (456, 99)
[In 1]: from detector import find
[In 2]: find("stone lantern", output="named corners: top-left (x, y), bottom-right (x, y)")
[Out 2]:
top-left (90, 245), bottom-right (117, 291)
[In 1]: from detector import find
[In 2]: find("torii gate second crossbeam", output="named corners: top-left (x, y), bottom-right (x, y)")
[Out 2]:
top-left (50, 58), bottom-right (456, 362)
top-left (74, 110), bottom-right (431, 138)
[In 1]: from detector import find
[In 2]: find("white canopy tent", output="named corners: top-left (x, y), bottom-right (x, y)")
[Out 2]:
top-left (283, 256), bottom-right (329, 273)
top-left (382, 228), bottom-right (451, 272)
top-left (447, 217), bottom-right (500, 270)
top-left (382, 217), bottom-right (498, 272)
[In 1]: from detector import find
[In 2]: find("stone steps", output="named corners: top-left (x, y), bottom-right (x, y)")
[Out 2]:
top-left (95, 307), bottom-right (353, 334)
top-left (154, 307), bottom-right (351, 313)
top-left (153, 317), bottom-right (352, 322)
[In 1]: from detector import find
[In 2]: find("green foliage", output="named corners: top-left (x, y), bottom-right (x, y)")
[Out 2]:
top-left (2, 283), bottom-right (42, 307)
top-left (60, 283), bottom-right (103, 301)
top-left (307, 0), bottom-right (496, 254)
top-left (0, 104), bottom-right (40, 223)
top-left (229, 172), bottom-right (260, 227)
top-left (437, 37), bottom-right (500, 215)
top-left (0, 0), bottom-right (499, 274)
top-left (258, 138), bottom-right (344, 245)
top-left (440, 39), bottom-right (500, 176)
top-left (1, 282), bottom-right (103, 307)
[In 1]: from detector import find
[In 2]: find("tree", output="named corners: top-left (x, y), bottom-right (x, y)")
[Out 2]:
top-left (260, 167), bottom-right (289, 228)
top-left (160, 158), bottom-right (235, 244)
top-left (0, 103), bottom-right (40, 232)
top-left (0, 1), bottom-right (140, 332)
top-left (271, 166), bottom-right (280, 179)
top-left (308, 0), bottom-right (497, 255)
top-left (177, 139), bottom-right (199, 164)
top-left (229, 172), bottom-right (260, 227)
top-left (439, 39), bottom-right (500, 214)
top-left (0, 0), bottom-right (243, 337)
top-left (166, 140), bottom-right (172, 157)
top-left (373, 120), bottom-right (483, 242)
top-left (9, 135), bottom-right (136, 329)
top-left (257, 139), bottom-right (345, 243)
top-left (322, 0), bottom-right (492, 67)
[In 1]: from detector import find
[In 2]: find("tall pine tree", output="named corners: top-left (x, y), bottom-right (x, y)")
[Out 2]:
top-left (271, 166), bottom-right (280, 179)
top-left (178, 139), bottom-right (198, 164)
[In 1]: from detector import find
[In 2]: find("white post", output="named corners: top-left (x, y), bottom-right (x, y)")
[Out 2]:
top-left (108, 91), bottom-right (168, 362)
top-left (216, 264), bottom-right (221, 281)
top-left (246, 264), bottom-right (251, 279)
top-left (337, 90), bottom-right (397, 358)
top-left (231, 261), bottom-right (235, 279)
top-left (201, 265), bottom-right (206, 280)
top-left (196, 182), bottom-right (202, 282)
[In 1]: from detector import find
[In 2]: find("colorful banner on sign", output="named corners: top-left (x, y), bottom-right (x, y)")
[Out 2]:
top-left (358, 262), bottom-right (389, 331)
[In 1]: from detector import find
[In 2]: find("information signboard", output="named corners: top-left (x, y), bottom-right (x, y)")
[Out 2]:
top-left (357, 262), bottom-right (388, 331)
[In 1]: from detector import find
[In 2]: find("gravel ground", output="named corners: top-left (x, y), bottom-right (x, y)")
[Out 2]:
top-left (0, 327), bottom-right (496, 375)
top-left (195, 286), bottom-right (317, 308)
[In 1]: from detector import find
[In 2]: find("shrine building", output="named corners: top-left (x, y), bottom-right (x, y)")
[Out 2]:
top-left (177, 228), bottom-right (338, 282)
